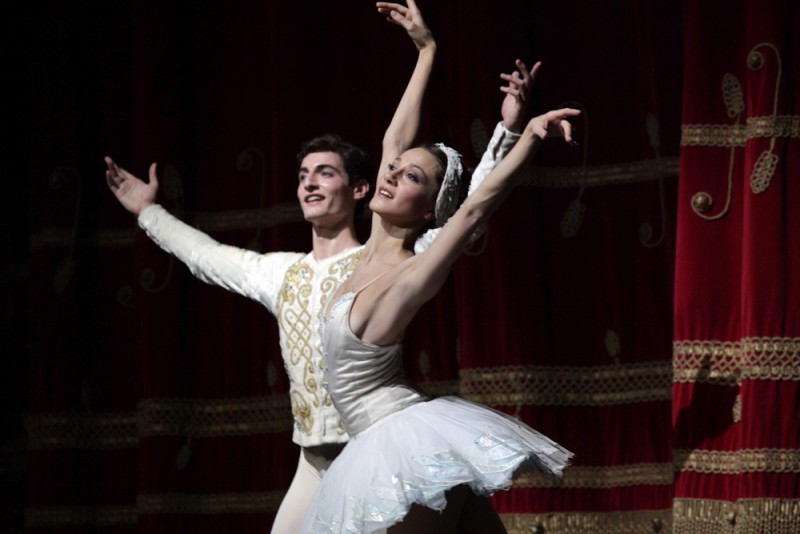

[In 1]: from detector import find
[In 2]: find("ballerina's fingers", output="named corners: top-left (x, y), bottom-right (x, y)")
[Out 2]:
top-left (376, 2), bottom-right (409, 20)
top-left (552, 109), bottom-right (581, 143)
top-left (404, 0), bottom-right (420, 14)
top-left (500, 72), bottom-right (524, 86)
top-left (500, 71), bottom-right (525, 103)
top-left (531, 122), bottom-right (549, 139)
top-left (381, 10), bottom-right (409, 27)
top-left (522, 60), bottom-right (541, 87)
top-left (499, 86), bottom-right (522, 101)
top-left (514, 60), bottom-right (530, 85)
top-left (530, 108), bottom-right (581, 141)
top-left (561, 120), bottom-right (574, 144)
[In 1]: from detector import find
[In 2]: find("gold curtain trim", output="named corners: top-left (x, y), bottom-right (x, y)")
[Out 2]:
top-left (31, 158), bottom-right (678, 251)
top-left (24, 492), bottom-right (285, 526)
top-left (674, 448), bottom-right (800, 474)
top-left (459, 361), bottom-right (672, 407)
top-left (680, 115), bottom-right (800, 147)
top-left (520, 157), bottom-right (678, 189)
top-left (513, 463), bottom-right (672, 489)
top-left (192, 204), bottom-right (303, 232)
top-left (28, 381), bottom-right (453, 449)
top-left (30, 204), bottom-right (303, 251)
top-left (26, 395), bottom-right (293, 450)
top-left (137, 396), bottom-right (291, 436)
top-left (31, 225), bottom-right (138, 250)
top-left (501, 509), bottom-right (672, 534)
top-left (673, 337), bottom-right (800, 385)
top-left (27, 361), bottom-right (672, 448)
top-left (25, 412), bottom-right (139, 450)
top-left (137, 491), bottom-right (284, 515)
top-left (673, 498), bottom-right (800, 534)
top-left (25, 506), bottom-right (138, 527)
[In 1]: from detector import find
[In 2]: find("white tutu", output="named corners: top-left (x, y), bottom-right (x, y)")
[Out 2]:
top-left (301, 396), bottom-right (572, 533)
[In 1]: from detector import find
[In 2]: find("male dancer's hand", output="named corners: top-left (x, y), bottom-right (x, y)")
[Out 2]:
top-left (105, 156), bottom-right (159, 216)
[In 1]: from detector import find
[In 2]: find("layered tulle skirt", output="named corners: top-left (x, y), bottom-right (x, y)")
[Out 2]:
top-left (301, 396), bottom-right (572, 533)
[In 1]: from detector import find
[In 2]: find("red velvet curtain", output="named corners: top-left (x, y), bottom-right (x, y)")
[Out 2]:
top-left (673, 0), bottom-right (800, 531)
top-left (13, 1), bottom-right (691, 532)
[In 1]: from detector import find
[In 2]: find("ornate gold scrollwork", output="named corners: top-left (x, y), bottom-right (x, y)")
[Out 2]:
top-left (690, 73), bottom-right (743, 220)
top-left (747, 43), bottom-right (782, 194)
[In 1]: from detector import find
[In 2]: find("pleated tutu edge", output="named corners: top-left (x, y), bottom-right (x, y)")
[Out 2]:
top-left (302, 396), bottom-right (572, 533)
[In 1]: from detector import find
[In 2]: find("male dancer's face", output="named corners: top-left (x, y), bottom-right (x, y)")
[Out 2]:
top-left (297, 151), bottom-right (358, 228)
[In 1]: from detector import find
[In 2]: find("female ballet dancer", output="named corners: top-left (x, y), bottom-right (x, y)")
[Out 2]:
top-left (301, 2), bottom-right (579, 532)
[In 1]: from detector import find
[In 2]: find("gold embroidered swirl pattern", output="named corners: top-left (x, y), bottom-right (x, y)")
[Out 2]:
top-left (319, 251), bottom-right (361, 317)
top-left (278, 262), bottom-right (317, 434)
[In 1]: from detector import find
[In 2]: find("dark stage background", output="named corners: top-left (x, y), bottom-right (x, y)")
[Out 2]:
top-left (4, 1), bottom-right (797, 532)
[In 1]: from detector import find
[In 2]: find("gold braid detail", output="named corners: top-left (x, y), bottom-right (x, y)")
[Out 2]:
top-left (681, 115), bottom-right (800, 147)
top-left (513, 463), bottom-right (672, 489)
top-left (24, 492), bottom-right (286, 527)
top-left (673, 337), bottom-right (800, 384)
top-left (674, 448), bottom-right (800, 474)
top-left (137, 492), bottom-right (284, 514)
top-left (25, 506), bottom-right (138, 527)
top-left (501, 510), bottom-right (672, 534)
top-left (459, 361), bottom-right (671, 407)
top-left (26, 396), bottom-right (293, 450)
top-left (673, 498), bottom-right (800, 534)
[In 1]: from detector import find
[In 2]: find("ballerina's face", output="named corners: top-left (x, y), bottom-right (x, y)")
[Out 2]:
top-left (370, 147), bottom-right (443, 228)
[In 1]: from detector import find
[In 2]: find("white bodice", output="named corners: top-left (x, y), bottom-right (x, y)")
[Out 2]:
top-left (322, 292), bottom-right (427, 436)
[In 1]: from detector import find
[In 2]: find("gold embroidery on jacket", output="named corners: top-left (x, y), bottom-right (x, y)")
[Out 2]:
top-left (276, 250), bottom-right (362, 436)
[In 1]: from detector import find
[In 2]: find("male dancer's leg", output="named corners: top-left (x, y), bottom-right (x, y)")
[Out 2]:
top-left (271, 445), bottom-right (344, 533)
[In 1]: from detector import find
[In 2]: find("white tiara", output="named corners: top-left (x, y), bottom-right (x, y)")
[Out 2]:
top-left (414, 143), bottom-right (466, 254)
top-left (433, 143), bottom-right (464, 225)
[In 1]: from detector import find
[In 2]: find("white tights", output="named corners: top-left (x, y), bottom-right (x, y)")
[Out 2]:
top-left (271, 445), bottom-right (344, 533)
